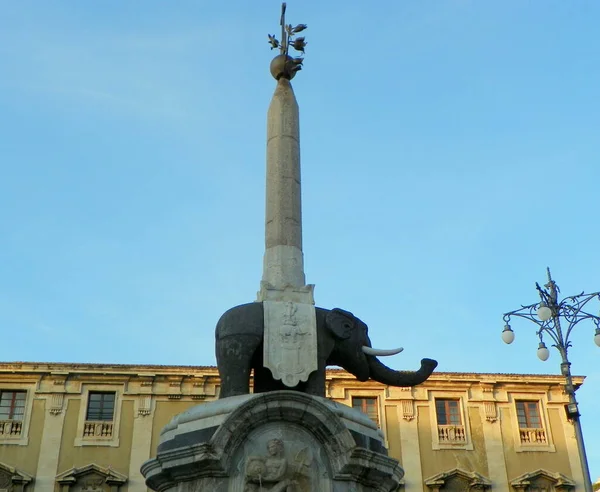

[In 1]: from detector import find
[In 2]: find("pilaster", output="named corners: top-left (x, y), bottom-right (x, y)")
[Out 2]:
top-left (34, 394), bottom-right (67, 492)
top-left (128, 391), bottom-right (157, 492)
top-left (479, 384), bottom-right (509, 492)
top-left (397, 389), bottom-right (423, 492)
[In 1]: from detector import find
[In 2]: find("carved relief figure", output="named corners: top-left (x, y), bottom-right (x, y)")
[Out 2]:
top-left (278, 302), bottom-right (309, 376)
top-left (79, 477), bottom-right (104, 492)
top-left (244, 439), bottom-right (312, 492)
top-left (0, 473), bottom-right (12, 491)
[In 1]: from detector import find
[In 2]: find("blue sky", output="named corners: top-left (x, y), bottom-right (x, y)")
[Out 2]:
top-left (1, 0), bottom-right (599, 479)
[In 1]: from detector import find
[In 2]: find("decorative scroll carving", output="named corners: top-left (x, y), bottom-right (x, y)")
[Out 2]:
top-left (49, 393), bottom-right (64, 415)
top-left (137, 396), bottom-right (152, 417)
top-left (400, 399), bottom-right (415, 421)
top-left (480, 383), bottom-right (497, 423)
top-left (483, 401), bottom-right (497, 423)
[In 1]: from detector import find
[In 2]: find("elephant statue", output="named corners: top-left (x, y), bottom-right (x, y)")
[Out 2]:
top-left (215, 302), bottom-right (438, 399)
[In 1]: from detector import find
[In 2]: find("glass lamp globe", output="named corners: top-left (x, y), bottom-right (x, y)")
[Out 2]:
top-left (537, 342), bottom-right (550, 361)
top-left (502, 325), bottom-right (515, 344)
top-left (537, 305), bottom-right (552, 321)
top-left (594, 328), bottom-right (600, 348)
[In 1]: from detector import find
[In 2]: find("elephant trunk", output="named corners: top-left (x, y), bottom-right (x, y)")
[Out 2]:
top-left (367, 356), bottom-right (438, 387)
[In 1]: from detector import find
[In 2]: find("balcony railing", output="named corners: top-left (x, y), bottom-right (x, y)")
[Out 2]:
top-left (519, 427), bottom-right (547, 444)
top-left (438, 424), bottom-right (466, 443)
top-left (83, 421), bottom-right (113, 439)
top-left (0, 420), bottom-right (23, 437)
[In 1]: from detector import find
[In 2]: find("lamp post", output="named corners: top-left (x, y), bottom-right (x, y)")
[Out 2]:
top-left (502, 267), bottom-right (600, 492)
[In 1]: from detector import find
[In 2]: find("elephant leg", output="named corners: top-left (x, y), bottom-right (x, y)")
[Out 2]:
top-left (217, 334), bottom-right (261, 398)
top-left (253, 364), bottom-right (284, 393)
top-left (302, 356), bottom-right (327, 397)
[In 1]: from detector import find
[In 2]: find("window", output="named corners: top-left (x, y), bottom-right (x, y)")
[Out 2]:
top-left (429, 393), bottom-right (472, 450)
top-left (435, 398), bottom-right (466, 444)
top-left (516, 401), bottom-right (542, 428)
top-left (435, 399), bottom-right (461, 425)
top-left (0, 390), bottom-right (28, 439)
top-left (76, 387), bottom-right (122, 446)
top-left (352, 397), bottom-right (379, 426)
top-left (516, 400), bottom-right (547, 445)
top-left (86, 392), bottom-right (115, 421)
top-left (0, 391), bottom-right (26, 421)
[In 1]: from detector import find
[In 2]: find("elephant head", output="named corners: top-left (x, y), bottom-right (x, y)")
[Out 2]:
top-left (325, 308), bottom-right (438, 387)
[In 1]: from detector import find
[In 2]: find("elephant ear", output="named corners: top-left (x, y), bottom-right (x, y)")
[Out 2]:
top-left (326, 308), bottom-right (356, 340)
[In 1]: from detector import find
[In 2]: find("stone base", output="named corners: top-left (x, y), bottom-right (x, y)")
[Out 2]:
top-left (141, 391), bottom-right (404, 492)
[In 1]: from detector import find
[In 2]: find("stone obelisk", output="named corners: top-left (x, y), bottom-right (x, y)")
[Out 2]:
top-left (257, 5), bottom-right (317, 388)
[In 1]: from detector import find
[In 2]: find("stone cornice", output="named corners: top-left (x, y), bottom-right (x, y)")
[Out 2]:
top-left (0, 362), bottom-right (585, 390)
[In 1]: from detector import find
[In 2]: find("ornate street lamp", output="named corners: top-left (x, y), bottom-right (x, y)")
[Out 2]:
top-left (502, 268), bottom-right (600, 492)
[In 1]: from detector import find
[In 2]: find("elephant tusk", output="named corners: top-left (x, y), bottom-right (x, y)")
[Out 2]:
top-left (362, 346), bottom-right (404, 357)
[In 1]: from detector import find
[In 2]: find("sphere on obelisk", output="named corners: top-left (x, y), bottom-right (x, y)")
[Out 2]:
top-left (270, 54), bottom-right (302, 80)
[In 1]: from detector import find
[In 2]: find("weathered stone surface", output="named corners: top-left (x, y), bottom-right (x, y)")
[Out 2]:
top-left (257, 75), bottom-right (319, 392)
top-left (264, 78), bottom-right (302, 257)
top-left (260, 246), bottom-right (308, 293)
top-left (142, 391), bottom-right (403, 492)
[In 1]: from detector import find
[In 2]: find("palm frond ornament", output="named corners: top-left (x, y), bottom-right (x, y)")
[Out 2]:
top-left (267, 3), bottom-right (307, 80)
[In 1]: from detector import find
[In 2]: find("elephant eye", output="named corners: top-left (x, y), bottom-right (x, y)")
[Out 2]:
top-left (343, 322), bottom-right (352, 329)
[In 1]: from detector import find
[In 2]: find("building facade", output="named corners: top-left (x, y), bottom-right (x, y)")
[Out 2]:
top-left (0, 362), bottom-right (587, 492)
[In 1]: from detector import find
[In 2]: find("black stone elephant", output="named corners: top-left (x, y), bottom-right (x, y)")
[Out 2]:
top-left (215, 302), bottom-right (438, 398)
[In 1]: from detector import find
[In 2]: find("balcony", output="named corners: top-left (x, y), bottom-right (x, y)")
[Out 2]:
top-left (0, 420), bottom-right (22, 437)
top-left (83, 421), bottom-right (113, 439)
top-left (519, 427), bottom-right (547, 444)
top-left (438, 424), bottom-right (466, 443)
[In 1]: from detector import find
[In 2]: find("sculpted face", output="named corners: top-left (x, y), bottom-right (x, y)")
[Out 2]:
top-left (267, 439), bottom-right (284, 456)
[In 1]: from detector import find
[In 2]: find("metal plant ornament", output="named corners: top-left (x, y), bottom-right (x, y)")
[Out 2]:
top-left (267, 3), bottom-right (307, 79)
